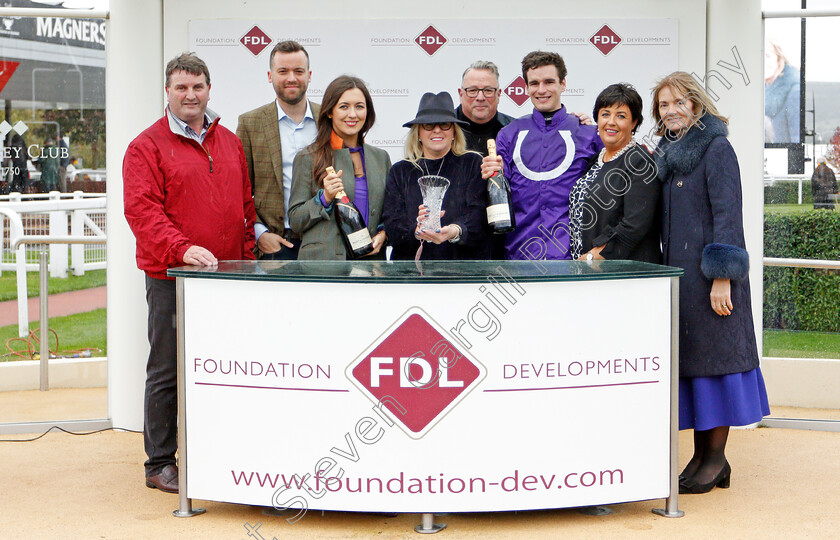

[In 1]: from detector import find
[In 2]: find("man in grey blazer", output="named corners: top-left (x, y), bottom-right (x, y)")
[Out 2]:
top-left (237, 40), bottom-right (321, 259)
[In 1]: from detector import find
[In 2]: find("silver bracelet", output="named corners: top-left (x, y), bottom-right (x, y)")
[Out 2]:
top-left (448, 225), bottom-right (463, 243)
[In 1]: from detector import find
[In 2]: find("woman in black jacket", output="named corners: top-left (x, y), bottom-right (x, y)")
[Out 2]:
top-left (654, 71), bottom-right (769, 495)
top-left (384, 91), bottom-right (489, 260)
top-left (569, 83), bottom-right (660, 263)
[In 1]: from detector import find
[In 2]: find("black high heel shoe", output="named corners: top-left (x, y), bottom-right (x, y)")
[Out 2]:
top-left (679, 461), bottom-right (731, 494)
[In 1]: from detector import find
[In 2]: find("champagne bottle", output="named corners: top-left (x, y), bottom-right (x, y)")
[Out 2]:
top-left (485, 140), bottom-right (516, 234)
top-left (326, 166), bottom-right (374, 258)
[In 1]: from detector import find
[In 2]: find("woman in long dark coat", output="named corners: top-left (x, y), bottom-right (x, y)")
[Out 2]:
top-left (653, 72), bottom-right (769, 494)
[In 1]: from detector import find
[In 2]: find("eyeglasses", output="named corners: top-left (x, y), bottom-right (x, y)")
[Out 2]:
top-left (420, 123), bottom-right (454, 131)
top-left (462, 87), bottom-right (498, 98)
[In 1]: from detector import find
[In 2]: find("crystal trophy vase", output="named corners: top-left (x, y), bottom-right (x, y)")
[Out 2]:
top-left (417, 175), bottom-right (450, 232)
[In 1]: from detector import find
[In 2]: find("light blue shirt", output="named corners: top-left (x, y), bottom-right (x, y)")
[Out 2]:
top-left (167, 106), bottom-right (211, 143)
top-left (255, 100), bottom-right (317, 239)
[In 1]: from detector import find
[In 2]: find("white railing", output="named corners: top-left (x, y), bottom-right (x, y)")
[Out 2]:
top-left (763, 175), bottom-right (811, 205)
top-left (0, 191), bottom-right (107, 277)
top-left (764, 9), bottom-right (840, 18)
top-left (764, 258), bottom-right (840, 270)
top-left (0, 192), bottom-right (107, 337)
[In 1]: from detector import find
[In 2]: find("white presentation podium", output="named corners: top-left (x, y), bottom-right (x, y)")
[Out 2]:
top-left (168, 259), bottom-right (684, 533)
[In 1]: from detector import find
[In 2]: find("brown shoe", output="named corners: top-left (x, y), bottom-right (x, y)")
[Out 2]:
top-left (145, 464), bottom-right (179, 493)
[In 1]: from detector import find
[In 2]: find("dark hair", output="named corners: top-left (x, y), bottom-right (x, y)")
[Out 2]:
top-left (593, 83), bottom-right (644, 134)
top-left (521, 51), bottom-right (567, 84)
top-left (165, 52), bottom-right (210, 87)
top-left (269, 40), bottom-right (310, 70)
top-left (307, 75), bottom-right (376, 187)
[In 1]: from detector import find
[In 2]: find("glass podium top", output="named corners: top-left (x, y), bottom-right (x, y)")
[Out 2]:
top-left (168, 260), bottom-right (682, 284)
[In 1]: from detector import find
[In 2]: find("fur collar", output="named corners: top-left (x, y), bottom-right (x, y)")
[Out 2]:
top-left (656, 114), bottom-right (728, 181)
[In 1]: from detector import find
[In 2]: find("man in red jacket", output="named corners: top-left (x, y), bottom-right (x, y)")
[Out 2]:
top-left (123, 53), bottom-right (256, 494)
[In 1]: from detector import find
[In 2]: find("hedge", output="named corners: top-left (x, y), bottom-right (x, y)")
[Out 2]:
top-left (764, 180), bottom-right (813, 204)
top-left (764, 210), bottom-right (840, 332)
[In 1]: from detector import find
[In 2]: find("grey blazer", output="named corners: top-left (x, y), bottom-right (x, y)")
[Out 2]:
top-left (288, 145), bottom-right (391, 260)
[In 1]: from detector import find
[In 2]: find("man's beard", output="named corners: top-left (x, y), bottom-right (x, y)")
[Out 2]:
top-left (277, 84), bottom-right (307, 105)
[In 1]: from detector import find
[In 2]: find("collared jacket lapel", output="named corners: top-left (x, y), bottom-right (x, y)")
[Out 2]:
top-left (262, 103), bottom-right (285, 197)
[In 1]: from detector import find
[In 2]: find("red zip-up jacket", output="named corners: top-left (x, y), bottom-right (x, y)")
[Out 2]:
top-left (123, 113), bottom-right (256, 280)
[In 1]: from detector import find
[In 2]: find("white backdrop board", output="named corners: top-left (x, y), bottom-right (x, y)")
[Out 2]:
top-left (181, 268), bottom-right (673, 512)
top-left (189, 18), bottom-right (678, 162)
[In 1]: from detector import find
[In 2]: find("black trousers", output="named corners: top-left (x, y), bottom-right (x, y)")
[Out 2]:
top-left (144, 276), bottom-right (178, 476)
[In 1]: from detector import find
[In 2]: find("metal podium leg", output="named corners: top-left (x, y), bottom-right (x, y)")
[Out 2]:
top-left (653, 276), bottom-right (684, 518)
top-left (414, 513), bottom-right (446, 534)
top-left (173, 277), bottom-right (206, 518)
top-left (579, 505), bottom-right (613, 516)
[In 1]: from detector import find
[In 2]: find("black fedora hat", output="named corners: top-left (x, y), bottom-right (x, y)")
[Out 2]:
top-left (402, 91), bottom-right (469, 128)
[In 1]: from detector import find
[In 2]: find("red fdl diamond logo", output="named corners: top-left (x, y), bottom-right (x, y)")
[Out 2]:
top-left (504, 76), bottom-right (530, 107)
top-left (240, 25), bottom-right (272, 56)
top-left (415, 25), bottom-right (447, 56)
top-left (590, 24), bottom-right (622, 56)
top-left (346, 308), bottom-right (485, 439)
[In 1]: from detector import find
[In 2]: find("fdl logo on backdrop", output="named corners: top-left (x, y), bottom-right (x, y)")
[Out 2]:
top-left (589, 24), bottom-right (622, 56)
top-left (240, 25), bottom-right (272, 56)
top-left (504, 76), bottom-right (530, 107)
top-left (414, 25), bottom-right (447, 56)
top-left (346, 308), bottom-right (485, 439)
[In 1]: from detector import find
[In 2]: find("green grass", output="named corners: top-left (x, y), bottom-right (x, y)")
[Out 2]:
top-left (763, 328), bottom-right (840, 359)
top-left (0, 269), bottom-right (106, 302)
top-left (763, 204), bottom-right (827, 215)
top-left (0, 309), bottom-right (832, 362)
top-left (0, 308), bottom-right (106, 362)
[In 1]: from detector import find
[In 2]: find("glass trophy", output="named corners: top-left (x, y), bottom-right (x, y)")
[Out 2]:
top-left (417, 175), bottom-right (450, 232)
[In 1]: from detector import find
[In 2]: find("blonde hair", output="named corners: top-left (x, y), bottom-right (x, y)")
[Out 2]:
top-left (651, 71), bottom-right (728, 136)
top-left (765, 40), bottom-right (788, 82)
top-left (404, 124), bottom-right (471, 166)
top-left (766, 41), bottom-right (789, 68)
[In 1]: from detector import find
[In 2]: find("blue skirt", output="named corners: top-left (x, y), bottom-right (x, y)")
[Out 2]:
top-left (679, 367), bottom-right (771, 431)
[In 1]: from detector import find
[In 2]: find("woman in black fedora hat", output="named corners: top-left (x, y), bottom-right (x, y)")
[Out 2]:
top-left (383, 91), bottom-right (490, 260)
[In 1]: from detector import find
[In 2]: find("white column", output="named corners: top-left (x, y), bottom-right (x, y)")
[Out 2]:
top-left (706, 0), bottom-right (764, 355)
top-left (107, 0), bottom-right (163, 430)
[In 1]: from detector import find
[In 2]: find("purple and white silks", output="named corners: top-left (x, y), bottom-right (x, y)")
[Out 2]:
top-left (495, 106), bottom-right (602, 261)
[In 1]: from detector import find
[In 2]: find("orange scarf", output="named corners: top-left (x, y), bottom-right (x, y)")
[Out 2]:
top-left (330, 130), bottom-right (344, 150)
top-left (331, 131), bottom-right (364, 177)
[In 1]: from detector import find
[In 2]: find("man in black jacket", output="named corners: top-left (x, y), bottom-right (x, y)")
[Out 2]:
top-left (456, 61), bottom-right (514, 259)
top-left (456, 61), bottom-right (514, 157)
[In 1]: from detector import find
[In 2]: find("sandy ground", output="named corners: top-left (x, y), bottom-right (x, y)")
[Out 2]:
top-left (0, 387), bottom-right (108, 423)
top-left (2, 388), bottom-right (839, 539)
